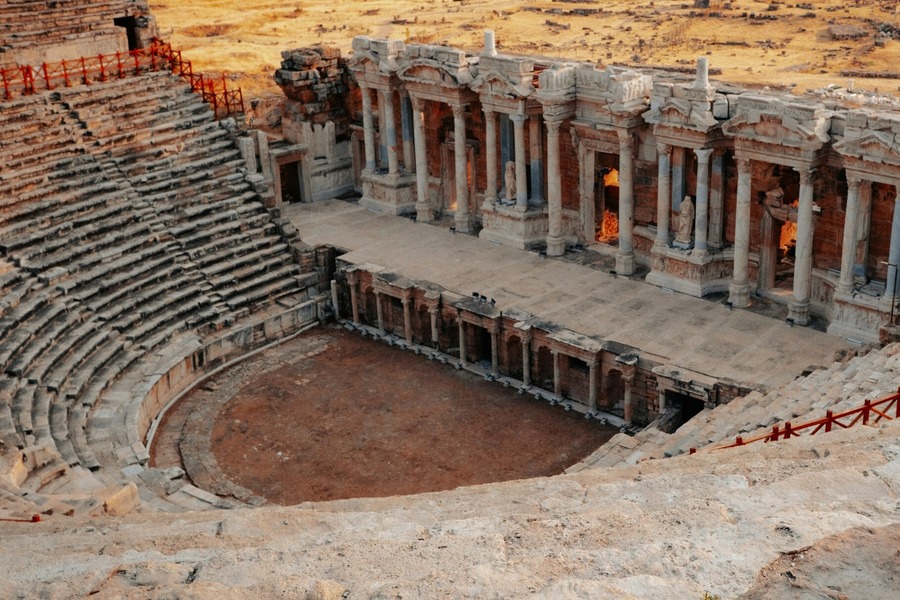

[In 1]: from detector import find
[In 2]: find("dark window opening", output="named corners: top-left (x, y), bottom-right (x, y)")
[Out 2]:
top-left (114, 16), bottom-right (139, 51)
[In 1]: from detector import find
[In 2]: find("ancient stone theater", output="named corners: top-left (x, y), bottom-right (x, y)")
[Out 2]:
top-left (1, 2), bottom-right (899, 598)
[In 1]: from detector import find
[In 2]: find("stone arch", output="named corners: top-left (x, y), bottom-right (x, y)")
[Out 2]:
top-left (504, 334), bottom-right (524, 379)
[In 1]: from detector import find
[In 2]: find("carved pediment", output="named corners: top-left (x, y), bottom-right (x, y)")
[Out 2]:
top-left (348, 50), bottom-right (398, 77)
top-left (397, 61), bottom-right (474, 87)
top-left (834, 131), bottom-right (900, 166)
top-left (723, 114), bottom-right (829, 149)
top-left (471, 71), bottom-right (533, 99)
top-left (644, 98), bottom-right (718, 132)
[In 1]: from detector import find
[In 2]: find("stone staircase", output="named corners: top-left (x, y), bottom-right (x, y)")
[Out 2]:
top-left (570, 344), bottom-right (900, 471)
top-left (0, 0), bottom-right (136, 54)
top-left (0, 72), bottom-right (318, 519)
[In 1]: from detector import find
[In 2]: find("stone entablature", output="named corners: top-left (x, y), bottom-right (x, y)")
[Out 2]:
top-left (280, 33), bottom-right (900, 343)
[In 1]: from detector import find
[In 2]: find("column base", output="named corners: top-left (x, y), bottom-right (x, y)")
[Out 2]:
top-left (788, 298), bottom-right (810, 326)
top-left (415, 202), bottom-right (432, 223)
top-left (727, 282), bottom-right (751, 308)
top-left (616, 252), bottom-right (635, 276)
top-left (546, 235), bottom-right (565, 257)
top-left (455, 212), bottom-right (472, 234)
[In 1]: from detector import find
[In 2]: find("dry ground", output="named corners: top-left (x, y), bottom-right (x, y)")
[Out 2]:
top-left (151, 327), bottom-right (615, 505)
top-left (149, 0), bottom-right (900, 99)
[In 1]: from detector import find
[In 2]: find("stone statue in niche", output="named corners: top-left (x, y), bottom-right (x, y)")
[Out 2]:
top-left (675, 195), bottom-right (694, 246)
top-left (505, 161), bottom-right (516, 201)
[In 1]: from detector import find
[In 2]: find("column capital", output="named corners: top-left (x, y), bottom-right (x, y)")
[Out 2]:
top-left (410, 95), bottom-right (423, 112)
top-left (847, 175), bottom-right (862, 192)
top-left (617, 129), bottom-right (634, 151)
top-left (346, 270), bottom-right (359, 285)
top-left (694, 147), bottom-right (714, 162)
top-left (545, 118), bottom-right (562, 135)
top-left (451, 103), bottom-right (466, 119)
top-left (509, 112), bottom-right (525, 125)
top-left (736, 157), bottom-right (751, 175)
top-left (358, 81), bottom-right (369, 91)
top-left (400, 296), bottom-right (410, 306)
top-left (483, 106), bottom-right (494, 117)
top-left (656, 142), bottom-right (671, 156)
top-left (796, 167), bottom-right (816, 186)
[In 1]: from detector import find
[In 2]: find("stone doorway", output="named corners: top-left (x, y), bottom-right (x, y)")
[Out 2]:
top-left (535, 346), bottom-right (554, 391)
top-left (505, 336), bottom-right (524, 379)
top-left (603, 369), bottom-right (624, 413)
top-left (279, 160), bottom-right (305, 203)
top-left (113, 16), bottom-right (139, 51)
top-left (659, 390), bottom-right (705, 433)
top-left (758, 171), bottom-right (801, 299)
top-left (593, 155), bottom-right (620, 244)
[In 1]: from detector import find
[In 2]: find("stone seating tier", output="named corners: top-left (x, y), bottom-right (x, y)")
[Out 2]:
top-left (0, 71), bottom-right (311, 516)
top-left (0, 0), bottom-right (137, 50)
top-left (575, 343), bottom-right (900, 470)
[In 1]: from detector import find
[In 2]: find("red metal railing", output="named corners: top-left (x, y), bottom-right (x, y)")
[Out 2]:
top-left (705, 387), bottom-right (900, 452)
top-left (0, 40), bottom-right (244, 118)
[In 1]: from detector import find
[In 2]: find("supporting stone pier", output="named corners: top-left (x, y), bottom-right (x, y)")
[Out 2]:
top-left (728, 158), bottom-right (752, 308)
top-left (545, 119), bottom-right (565, 256)
top-left (375, 291), bottom-right (385, 332)
top-left (452, 104), bottom-right (471, 233)
top-left (381, 89), bottom-right (399, 176)
top-left (347, 270), bottom-right (361, 324)
top-left (693, 148), bottom-right (713, 256)
top-left (655, 144), bottom-right (671, 247)
top-left (458, 319), bottom-right (467, 366)
top-left (521, 327), bottom-right (532, 387)
top-left (616, 130), bottom-right (636, 275)
top-left (401, 295), bottom-right (413, 344)
top-left (588, 359), bottom-right (599, 414)
top-left (788, 169), bottom-right (815, 325)
top-left (838, 177), bottom-right (862, 294)
top-left (511, 111), bottom-right (528, 211)
top-left (360, 84), bottom-right (376, 172)
top-left (483, 109), bottom-right (498, 208)
top-left (412, 96), bottom-right (431, 222)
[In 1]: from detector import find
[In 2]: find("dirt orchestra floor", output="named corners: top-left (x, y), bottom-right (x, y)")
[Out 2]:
top-left (151, 326), bottom-right (616, 505)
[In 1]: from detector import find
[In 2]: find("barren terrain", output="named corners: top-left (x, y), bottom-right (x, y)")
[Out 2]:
top-left (151, 327), bottom-right (615, 505)
top-left (149, 0), bottom-right (900, 99)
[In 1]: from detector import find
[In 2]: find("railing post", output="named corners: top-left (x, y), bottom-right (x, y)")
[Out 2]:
top-left (98, 54), bottom-right (107, 82)
top-left (22, 65), bottom-right (35, 95)
top-left (61, 59), bottom-right (70, 87)
top-left (42, 63), bottom-right (51, 90)
top-left (80, 57), bottom-right (88, 85)
top-left (1, 68), bottom-right (11, 100)
top-left (770, 424), bottom-right (780, 442)
top-left (825, 410), bottom-right (834, 433)
top-left (862, 399), bottom-right (871, 425)
top-left (783, 421), bottom-right (793, 439)
top-left (133, 49), bottom-right (141, 74)
top-left (735, 436), bottom-right (743, 446)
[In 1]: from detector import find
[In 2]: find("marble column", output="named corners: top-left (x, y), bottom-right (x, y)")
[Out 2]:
top-left (400, 92), bottom-right (414, 172)
top-left (375, 291), bottom-right (385, 333)
top-left (484, 108), bottom-right (498, 207)
top-left (545, 119), bottom-right (565, 257)
top-left (616, 129), bottom-right (636, 275)
top-left (380, 89), bottom-right (399, 175)
top-left (330, 280), bottom-right (340, 319)
top-left (521, 329), bottom-right (532, 387)
top-left (693, 148), bottom-right (713, 255)
top-left (360, 84), bottom-right (376, 172)
top-left (552, 349), bottom-right (561, 398)
top-left (789, 168), bottom-right (816, 325)
top-left (838, 176), bottom-right (862, 294)
top-left (728, 158), bottom-right (752, 308)
top-left (490, 327), bottom-right (499, 376)
top-left (347, 272), bottom-right (360, 324)
top-left (452, 104), bottom-right (471, 232)
top-left (709, 150), bottom-right (725, 248)
top-left (623, 372), bottom-right (634, 426)
top-left (511, 112), bottom-right (528, 210)
top-left (458, 319), bottom-right (467, 366)
top-left (401, 296), bottom-right (412, 344)
top-left (411, 96), bottom-right (431, 223)
top-left (671, 146), bottom-right (685, 212)
top-left (529, 114), bottom-right (544, 205)
top-left (855, 181), bottom-right (873, 280)
top-left (428, 306), bottom-right (439, 348)
top-left (886, 191), bottom-right (900, 297)
top-left (588, 359), bottom-right (599, 414)
top-left (655, 143), bottom-right (671, 247)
